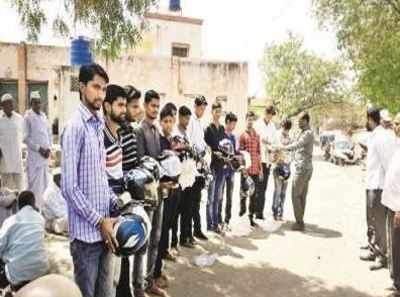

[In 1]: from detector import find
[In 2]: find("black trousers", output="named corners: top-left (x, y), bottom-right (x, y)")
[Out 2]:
top-left (116, 257), bottom-right (132, 297)
top-left (192, 179), bottom-right (204, 234)
top-left (180, 186), bottom-right (194, 243)
top-left (0, 260), bottom-right (9, 289)
top-left (154, 188), bottom-right (181, 278)
top-left (180, 179), bottom-right (203, 243)
top-left (366, 190), bottom-right (387, 258)
top-left (256, 164), bottom-right (271, 218)
top-left (240, 174), bottom-right (259, 217)
top-left (387, 209), bottom-right (400, 289)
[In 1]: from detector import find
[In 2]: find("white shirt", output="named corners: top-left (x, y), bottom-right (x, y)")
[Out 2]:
top-left (254, 118), bottom-right (279, 164)
top-left (0, 111), bottom-right (24, 174)
top-left (0, 206), bottom-right (49, 285)
top-left (366, 126), bottom-right (398, 190)
top-left (23, 109), bottom-right (52, 169)
top-left (42, 181), bottom-right (68, 221)
top-left (187, 113), bottom-right (207, 154)
top-left (382, 147), bottom-right (400, 211)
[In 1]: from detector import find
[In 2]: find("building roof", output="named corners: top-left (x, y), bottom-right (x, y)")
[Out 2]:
top-left (145, 12), bottom-right (203, 26)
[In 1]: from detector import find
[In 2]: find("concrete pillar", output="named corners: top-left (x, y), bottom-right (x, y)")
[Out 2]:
top-left (17, 42), bottom-right (27, 113)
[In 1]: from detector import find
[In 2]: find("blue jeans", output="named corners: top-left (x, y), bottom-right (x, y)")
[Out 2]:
top-left (207, 167), bottom-right (226, 230)
top-left (219, 174), bottom-right (235, 224)
top-left (272, 168), bottom-right (289, 218)
top-left (70, 240), bottom-right (116, 297)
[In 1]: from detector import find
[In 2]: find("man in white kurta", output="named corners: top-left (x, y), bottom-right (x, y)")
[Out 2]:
top-left (23, 91), bottom-right (52, 209)
top-left (0, 94), bottom-right (24, 190)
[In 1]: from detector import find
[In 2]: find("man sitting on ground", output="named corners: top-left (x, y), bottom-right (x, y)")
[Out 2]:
top-left (0, 191), bottom-right (49, 290)
top-left (42, 171), bottom-right (68, 235)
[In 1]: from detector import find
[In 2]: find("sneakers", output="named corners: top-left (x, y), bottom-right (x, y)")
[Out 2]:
top-left (249, 215), bottom-right (258, 227)
top-left (193, 231), bottom-right (208, 241)
top-left (155, 277), bottom-right (168, 289)
top-left (369, 256), bottom-right (387, 271)
top-left (180, 239), bottom-right (195, 249)
top-left (360, 252), bottom-right (376, 262)
top-left (145, 283), bottom-right (169, 297)
top-left (163, 250), bottom-right (177, 262)
top-left (134, 288), bottom-right (149, 297)
top-left (171, 246), bottom-right (181, 256)
top-left (291, 222), bottom-right (305, 231)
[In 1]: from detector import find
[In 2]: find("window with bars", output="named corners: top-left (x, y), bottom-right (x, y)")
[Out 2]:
top-left (172, 43), bottom-right (190, 58)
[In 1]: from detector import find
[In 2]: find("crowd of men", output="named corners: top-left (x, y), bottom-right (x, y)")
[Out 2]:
top-left (359, 108), bottom-right (400, 295)
top-left (0, 62), bottom-right (316, 297)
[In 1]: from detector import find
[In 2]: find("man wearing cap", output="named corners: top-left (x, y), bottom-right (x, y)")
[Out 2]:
top-left (0, 94), bottom-right (24, 191)
top-left (42, 170), bottom-right (68, 235)
top-left (381, 109), bottom-right (393, 130)
top-left (23, 91), bottom-right (52, 209)
top-left (254, 105), bottom-right (279, 220)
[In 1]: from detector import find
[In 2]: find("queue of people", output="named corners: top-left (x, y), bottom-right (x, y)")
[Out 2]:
top-left (0, 62), bottom-right (315, 297)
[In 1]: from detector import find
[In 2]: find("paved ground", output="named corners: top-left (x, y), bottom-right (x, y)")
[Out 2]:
top-left (48, 150), bottom-right (393, 297)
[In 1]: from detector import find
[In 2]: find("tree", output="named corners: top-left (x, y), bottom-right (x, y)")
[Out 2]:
top-left (9, 0), bottom-right (158, 59)
top-left (313, 0), bottom-right (400, 113)
top-left (261, 34), bottom-right (349, 118)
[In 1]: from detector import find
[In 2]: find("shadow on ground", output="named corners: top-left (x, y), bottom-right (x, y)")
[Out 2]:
top-left (167, 257), bottom-right (375, 297)
top-left (280, 222), bottom-right (343, 239)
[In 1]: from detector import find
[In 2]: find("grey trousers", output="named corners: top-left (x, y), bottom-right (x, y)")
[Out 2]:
top-left (387, 209), bottom-right (400, 289)
top-left (146, 200), bottom-right (164, 286)
top-left (131, 200), bottom-right (164, 289)
top-left (366, 190), bottom-right (387, 258)
top-left (291, 168), bottom-right (313, 224)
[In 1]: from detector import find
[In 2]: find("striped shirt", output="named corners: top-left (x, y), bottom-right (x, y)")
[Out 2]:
top-left (61, 103), bottom-right (118, 243)
top-left (119, 123), bottom-right (138, 173)
top-left (104, 124), bottom-right (124, 194)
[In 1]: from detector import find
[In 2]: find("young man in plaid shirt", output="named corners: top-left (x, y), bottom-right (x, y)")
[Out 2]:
top-left (239, 111), bottom-right (262, 227)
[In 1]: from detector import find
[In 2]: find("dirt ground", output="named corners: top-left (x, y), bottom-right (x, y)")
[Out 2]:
top-left (47, 149), bottom-right (392, 297)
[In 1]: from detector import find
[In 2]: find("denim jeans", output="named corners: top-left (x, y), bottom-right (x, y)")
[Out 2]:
top-left (70, 240), bottom-right (117, 297)
top-left (207, 167), bottom-right (226, 230)
top-left (219, 174), bottom-right (235, 224)
top-left (272, 168), bottom-right (289, 218)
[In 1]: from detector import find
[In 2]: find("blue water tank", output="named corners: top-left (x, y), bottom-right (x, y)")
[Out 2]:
top-left (70, 36), bottom-right (93, 66)
top-left (169, 0), bottom-right (181, 11)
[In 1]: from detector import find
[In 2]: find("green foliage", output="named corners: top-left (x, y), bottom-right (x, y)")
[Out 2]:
top-left (9, 0), bottom-right (158, 60)
top-left (313, 0), bottom-right (400, 112)
top-left (261, 34), bottom-right (349, 118)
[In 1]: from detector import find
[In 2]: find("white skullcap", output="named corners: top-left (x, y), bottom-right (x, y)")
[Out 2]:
top-left (1, 93), bottom-right (13, 103)
top-left (30, 91), bottom-right (41, 101)
top-left (380, 109), bottom-right (392, 122)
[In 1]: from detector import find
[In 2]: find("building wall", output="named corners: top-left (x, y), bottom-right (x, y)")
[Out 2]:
top-left (100, 55), bottom-right (248, 129)
top-left (0, 42), bottom-right (248, 133)
top-left (0, 43), bottom-right (18, 79)
top-left (139, 17), bottom-right (203, 58)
